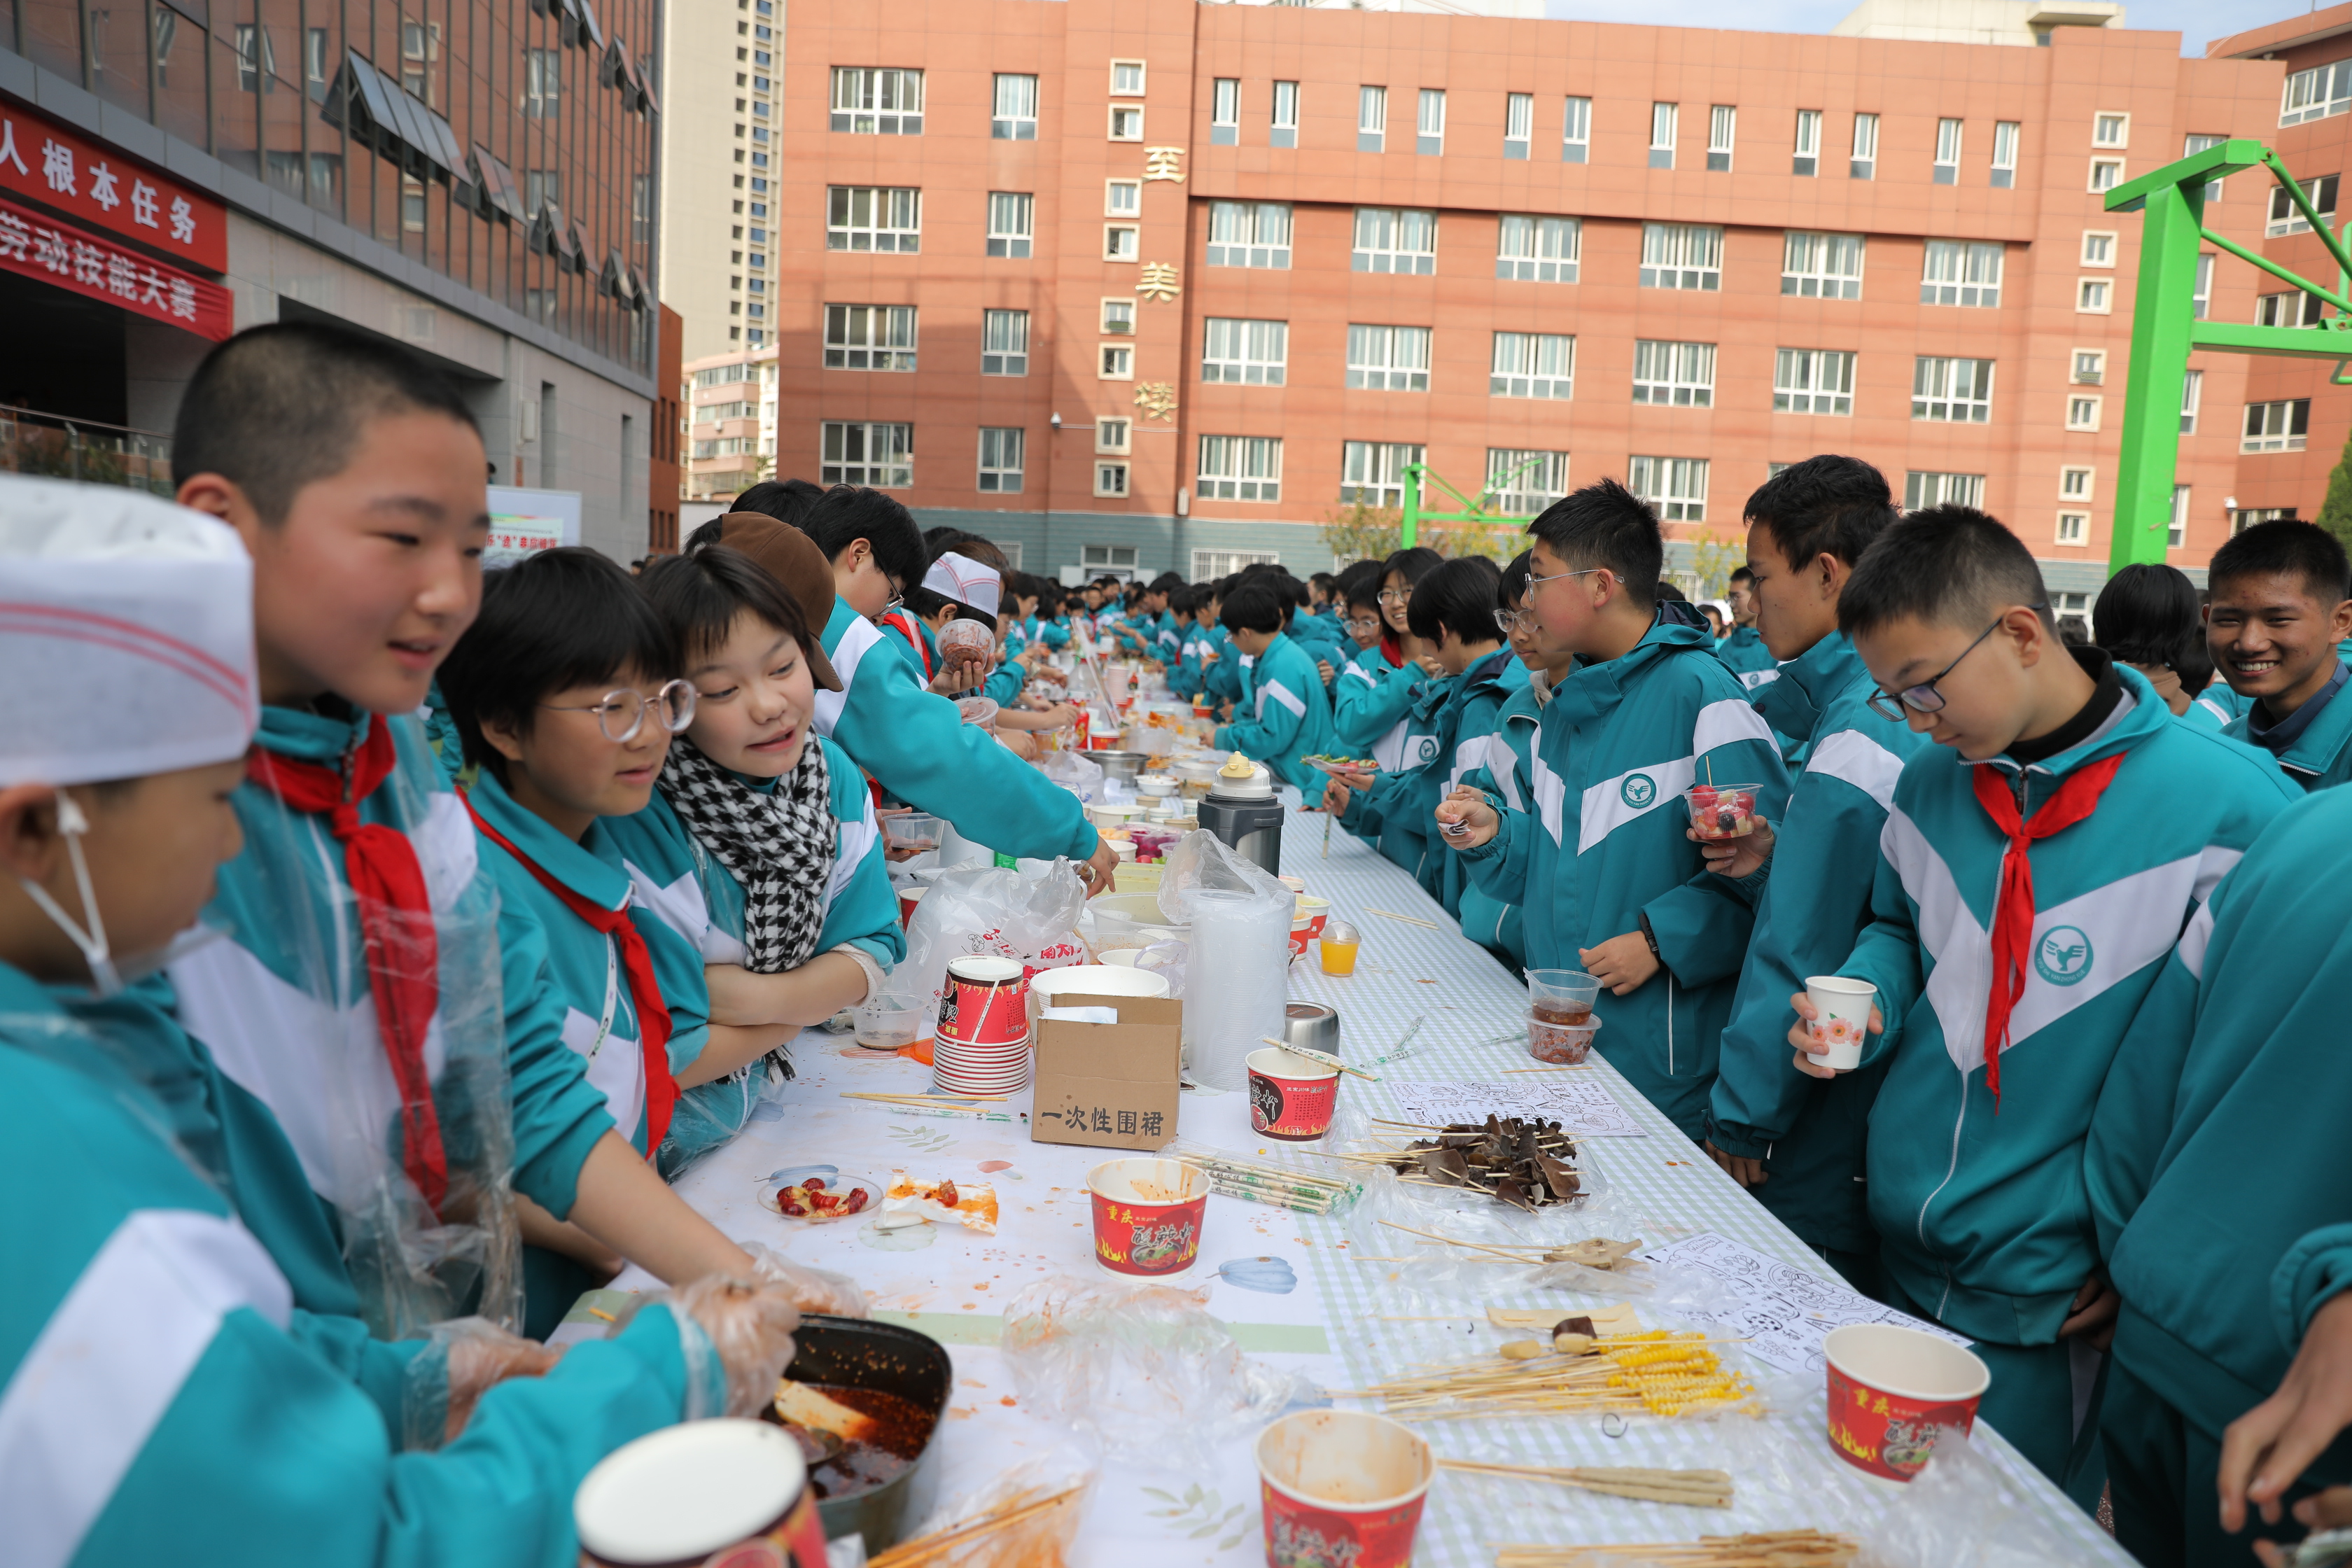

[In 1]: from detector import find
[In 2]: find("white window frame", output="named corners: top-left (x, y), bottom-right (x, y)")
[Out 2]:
top-left (1562, 95), bottom-right (1590, 163)
top-left (1108, 104), bottom-right (1144, 142)
top-left (1346, 325), bottom-right (1433, 392)
top-left (2283, 61), bottom-right (2352, 126)
top-left (820, 420), bottom-right (913, 488)
top-left (1772, 348), bottom-right (1855, 416)
top-left (1497, 214), bottom-right (1581, 283)
top-left (2193, 253), bottom-right (2214, 319)
top-left (829, 66), bottom-right (923, 136)
top-left (1933, 117), bottom-right (1961, 184)
top-left (1202, 318), bottom-right (1289, 386)
top-left (1793, 108), bottom-right (1821, 176)
top-left (1903, 470), bottom-right (1984, 510)
top-left (976, 426), bottom-right (1025, 494)
top-left (1193, 548), bottom-right (1282, 578)
top-left (1921, 239), bottom-right (2002, 307)
top-left (1628, 455), bottom-right (1709, 521)
top-left (1991, 120), bottom-right (2019, 188)
top-left (2169, 485), bottom-right (2191, 550)
top-left (1352, 206), bottom-right (1438, 275)
top-left (1100, 298), bottom-right (1136, 336)
top-left (2243, 399), bottom-right (2311, 454)
top-left (1093, 461), bottom-right (1130, 499)
top-left (1851, 112), bottom-right (1878, 179)
top-left (2089, 158), bottom-right (2123, 193)
top-left (2081, 230), bottom-right (2116, 267)
top-left (981, 309), bottom-right (1029, 376)
top-left (2077, 277), bottom-right (2113, 314)
top-left (2059, 465), bottom-right (2095, 502)
top-left (822, 304), bottom-right (918, 372)
top-left (1912, 356), bottom-right (1995, 423)
top-left (1707, 104), bottom-right (1735, 171)
top-left (1782, 230), bottom-right (1864, 299)
top-left (2056, 511), bottom-right (2088, 546)
top-left (2092, 111), bottom-right (2129, 149)
top-left (1271, 80), bottom-right (1300, 148)
top-left (1640, 222), bottom-right (1722, 290)
top-left (1489, 331), bottom-right (1574, 400)
top-left (826, 186), bottom-right (920, 253)
top-left (1206, 200), bottom-right (1293, 269)
top-left (1632, 340), bottom-right (1717, 407)
top-left (2066, 394), bottom-right (2102, 432)
top-left (1211, 78), bottom-right (1240, 145)
top-left (1650, 101), bottom-right (1677, 169)
top-left (991, 73), bottom-right (1037, 140)
top-left (1104, 225), bottom-right (1140, 262)
top-left (1418, 88), bottom-right (1446, 155)
top-left (1340, 441), bottom-right (1427, 508)
top-left (1105, 179), bottom-right (1141, 217)
top-left (1096, 417), bottom-right (1132, 455)
top-left (1359, 85), bottom-right (1387, 152)
top-left (986, 192), bottom-right (1033, 258)
top-left (2072, 349), bottom-right (2106, 385)
top-left (2268, 176), bottom-right (2339, 237)
top-left (1485, 449), bottom-right (1569, 515)
top-left (2181, 368), bottom-right (2202, 434)
top-left (1504, 92), bottom-right (1533, 159)
top-left (1198, 435), bottom-right (1283, 502)
top-left (1110, 59), bottom-right (1146, 97)
top-left (1098, 343), bottom-right (1135, 381)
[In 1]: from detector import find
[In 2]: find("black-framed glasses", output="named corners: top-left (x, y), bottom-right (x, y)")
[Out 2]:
top-left (1864, 611), bottom-right (2040, 720)
top-left (542, 680), bottom-right (699, 743)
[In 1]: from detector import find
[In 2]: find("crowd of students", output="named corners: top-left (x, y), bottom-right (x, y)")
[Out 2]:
top-left (5, 321), bottom-right (2352, 1566)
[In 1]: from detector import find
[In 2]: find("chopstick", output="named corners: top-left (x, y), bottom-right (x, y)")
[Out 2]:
top-left (1259, 1037), bottom-right (1380, 1081)
top-left (1365, 906), bottom-right (1443, 930)
top-left (840, 1091), bottom-right (1006, 1105)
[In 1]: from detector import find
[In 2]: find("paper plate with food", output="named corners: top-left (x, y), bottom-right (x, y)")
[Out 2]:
top-left (1301, 754), bottom-right (1380, 776)
top-left (757, 1165), bottom-right (883, 1222)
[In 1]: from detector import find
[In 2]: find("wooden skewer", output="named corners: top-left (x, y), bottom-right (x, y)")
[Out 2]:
top-left (1365, 906), bottom-right (1443, 930)
top-left (1438, 1458), bottom-right (1733, 1508)
top-left (840, 1091), bottom-right (1007, 1105)
top-left (1379, 1219), bottom-right (1549, 1263)
top-left (1259, 1037), bottom-right (1381, 1081)
top-left (867, 1485), bottom-right (1089, 1568)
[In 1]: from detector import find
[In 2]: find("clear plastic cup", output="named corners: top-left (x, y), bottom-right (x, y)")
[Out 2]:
top-left (1528, 1014), bottom-right (1603, 1065)
top-left (1686, 783), bottom-right (1763, 841)
top-left (936, 617), bottom-right (994, 659)
top-left (882, 812), bottom-right (942, 853)
top-left (1527, 968), bottom-right (1601, 1029)
top-left (852, 997), bottom-right (925, 1051)
top-left (1319, 918), bottom-right (1362, 976)
top-left (956, 696), bottom-right (1000, 728)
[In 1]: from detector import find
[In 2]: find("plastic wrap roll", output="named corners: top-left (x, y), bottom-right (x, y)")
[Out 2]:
top-left (1183, 888), bottom-right (1292, 1091)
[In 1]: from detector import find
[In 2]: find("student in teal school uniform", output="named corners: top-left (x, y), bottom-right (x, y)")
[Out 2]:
top-left (0, 477), bottom-right (816, 1568)
top-left (1437, 481), bottom-right (1790, 1138)
top-left (1450, 554), bottom-right (1562, 968)
top-left (433, 548), bottom-right (736, 1329)
top-left (610, 531), bottom-right (904, 1173)
top-left (1717, 565), bottom-right (1779, 688)
top-left (2084, 785), bottom-right (2352, 1567)
top-left (1212, 580), bottom-right (1339, 789)
top-left (2206, 522), bottom-right (2352, 790)
top-left (2091, 564), bottom-right (2229, 729)
top-left (710, 487), bottom-right (1120, 892)
top-left (1700, 457), bottom-right (1924, 1301)
top-left (165, 323), bottom-right (753, 1340)
top-left (1334, 547), bottom-right (1447, 766)
top-left (1335, 561), bottom-right (1386, 659)
top-left (1782, 505), bottom-right (2297, 1508)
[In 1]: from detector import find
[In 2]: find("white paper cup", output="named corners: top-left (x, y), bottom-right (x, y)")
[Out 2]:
top-left (1804, 976), bottom-right (1876, 1070)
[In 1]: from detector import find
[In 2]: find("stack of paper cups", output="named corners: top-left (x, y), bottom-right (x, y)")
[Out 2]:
top-left (933, 957), bottom-right (1032, 1093)
top-left (1183, 888), bottom-right (1291, 1091)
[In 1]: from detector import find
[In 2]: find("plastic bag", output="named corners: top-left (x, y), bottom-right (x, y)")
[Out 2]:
top-left (897, 861), bottom-right (1088, 1025)
top-left (400, 1315), bottom-right (563, 1452)
top-left (1043, 750), bottom-right (1103, 805)
top-left (1863, 1425), bottom-right (2090, 1567)
top-left (1158, 832), bottom-right (1291, 1091)
top-left (1133, 938), bottom-right (1188, 998)
top-left (744, 1240), bottom-right (871, 1319)
top-left (897, 1452), bottom-right (1097, 1568)
top-left (1002, 1274), bottom-right (1315, 1473)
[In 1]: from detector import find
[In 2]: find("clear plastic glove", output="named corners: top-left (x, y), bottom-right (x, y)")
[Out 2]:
top-left (1696, 816), bottom-right (1775, 879)
top-left (745, 1240), bottom-right (870, 1319)
top-left (402, 1316), bottom-right (564, 1450)
top-left (1433, 786), bottom-right (1497, 850)
top-left (666, 1272), bottom-right (807, 1419)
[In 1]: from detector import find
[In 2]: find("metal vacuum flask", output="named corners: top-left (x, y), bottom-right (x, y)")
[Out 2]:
top-left (1197, 759), bottom-right (1284, 877)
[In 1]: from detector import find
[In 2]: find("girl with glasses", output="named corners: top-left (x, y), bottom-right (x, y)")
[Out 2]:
top-left (1334, 546), bottom-right (1447, 769)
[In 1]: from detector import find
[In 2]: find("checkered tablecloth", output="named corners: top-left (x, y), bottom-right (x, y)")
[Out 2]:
top-left (638, 808), bottom-right (2129, 1567)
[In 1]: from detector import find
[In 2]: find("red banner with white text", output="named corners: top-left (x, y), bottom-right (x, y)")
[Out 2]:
top-left (0, 193), bottom-right (234, 340)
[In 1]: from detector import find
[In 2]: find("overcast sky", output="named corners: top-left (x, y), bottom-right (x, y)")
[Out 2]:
top-left (1539, 0), bottom-right (2256, 57)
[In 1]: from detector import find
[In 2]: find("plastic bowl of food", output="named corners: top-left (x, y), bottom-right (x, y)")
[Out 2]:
top-left (881, 813), bottom-right (942, 854)
top-left (853, 999), bottom-right (925, 1050)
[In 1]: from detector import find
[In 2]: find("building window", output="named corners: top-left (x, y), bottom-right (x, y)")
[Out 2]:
top-left (1504, 93), bottom-right (1533, 160)
top-left (1207, 201), bottom-right (1292, 268)
top-left (2193, 253), bottom-right (2213, 320)
top-left (1096, 418), bottom-right (1132, 454)
top-left (981, 309), bottom-right (1030, 375)
top-left (1931, 117), bottom-right (1961, 184)
top-left (1921, 239), bottom-right (2002, 307)
top-left (2184, 134), bottom-right (2227, 202)
top-left (1563, 96), bottom-right (1591, 163)
top-left (1632, 340), bottom-right (1716, 407)
top-left (1106, 180), bottom-right (1142, 217)
top-left (1353, 207), bottom-right (1438, 274)
top-left (1497, 215), bottom-right (1581, 282)
top-left (1194, 548), bottom-right (1284, 578)
top-left (821, 421), bottom-right (913, 488)
top-left (2169, 485), bottom-right (2191, 550)
top-left (1101, 298), bottom-right (1136, 335)
top-left (1203, 318), bottom-right (1289, 386)
top-left (1341, 442), bottom-right (1426, 507)
top-left (1212, 78), bottom-right (1240, 145)
top-left (986, 192), bottom-right (1033, 258)
top-left (1347, 325), bottom-right (1433, 391)
top-left (2056, 511), bottom-right (2088, 546)
top-left (1707, 104), bottom-right (1736, 171)
top-left (1094, 462), bottom-right (1130, 498)
top-left (1485, 449), bottom-right (1570, 514)
top-left (1111, 59), bottom-right (1146, 95)
top-left (2244, 399), bottom-right (2312, 453)
top-left (1099, 344), bottom-right (1134, 380)
top-left (1359, 86), bottom-right (1387, 151)
top-left (976, 428), bottom-right (1025, 493)
top-left (1198, 435), bottom-right (1283, 501)
top-left (1109, 104), bottom-right (1143, 141)
top-left (992, 74), bottom-right (1037, 139)
top-left (1418, 89), bottom-right (1446, 155)
top-left (2081, 230), bottom-right (2116, 267)
top-left (2059, 465), bottom-right (2095, 502)
top-left (1105, 225), bottom-right (1140, 261)
top-left (1904, 470), bottom-right (1984, 510)
top-left (2283, 60), bottom-right (2352, 125)
top-left (1913, 356), bottom-right (1994, 423)
top-left (2073, 349), bottom-right (2106, 384)
top-left (1773, 349), bottom-right (1855, 415)
top-left (1793, 109), bottom-right (1820, 176)
top-left (1272, 80), bottom-right (1300, 148)
top-left (1629, 456), bottom-right (1709, 521)
top-left (2089, 158), bottom-right (2123, 193)
top-left (2093, 111), bottom-right (2129, 148)
top-left (2067, 395), bottom-right (2101, 431)
top-left (1490, 332), bottom-right (1574, 400)
top-left (1649, 102), bottom-right (1677, 169)
top-left (830, 67), bottom-right (923, 134)
top-left (822, 305), bottom-right (917, 371)
top-left (2182, 368), bottom-right (2202, 434)
top-left (1991, 120), bottom-right (2019, 188)
top-left (1851, 112), bottom-right (1877, 179)
top-left (2268, 176), bottom-right (2339, 237)
top-left (827, 186), bottom-right (920, 253)
top-left (2078, 279), bottom-right (2113, 314)
top-left (1640, 223), bottom-right (1722, 290)
top-left (1782, 231), bottom-right (1863, 299)
top-left (1083, 545), bottom-right (1140, 576)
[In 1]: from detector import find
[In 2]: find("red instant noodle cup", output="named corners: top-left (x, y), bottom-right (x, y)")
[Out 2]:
top-left (1254, 1410), bottom-right (1433, 1568)
top-left (1822, 1323), bottom-right (1991, 1481)
top-left (1684, 782), bottom-right (1762, 841)
top-left (1247, 1046), bottom-right (1340, 1140)
top-left (1087, 1157), bottom-right (1208, 1278)
top-left (934, 955), bottom-right (1028, 1046)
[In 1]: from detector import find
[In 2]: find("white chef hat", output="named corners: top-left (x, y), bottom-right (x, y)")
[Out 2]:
top-left (0, 475), bottom-right (258, 788)
top-left (922, 552), bottom-right (1002, 618)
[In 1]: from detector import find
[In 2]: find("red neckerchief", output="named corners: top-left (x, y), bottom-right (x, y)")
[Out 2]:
top-left (1970, 752), bottom-right (2127, 1104)
top-left (461, 793), bottom-right (678, 1156)
top-left (881, 610), bottom-right (934, 678)
top-left (1378, 633), bottom-right (1405, 668)
top-left (246, 719), bottom-right (449, 1212)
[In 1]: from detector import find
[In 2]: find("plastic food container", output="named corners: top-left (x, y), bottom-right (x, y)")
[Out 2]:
top-left (853, 998), bottom-right (925, 1051)
top-left (1684, 783), bottom-right (1762, 841)
top-left (881, 813), bottom-right (942, 854)
top-left (1527, 1015), bottom-right (1603, 1065)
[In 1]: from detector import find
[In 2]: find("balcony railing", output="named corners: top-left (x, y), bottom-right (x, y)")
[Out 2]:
top-left (0, 407), bottom-right (174, 496)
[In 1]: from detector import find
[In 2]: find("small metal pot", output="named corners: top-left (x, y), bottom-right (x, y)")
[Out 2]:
top-left (1090, 750), bottom-right (1149, 783)
top-left (766, 1315), bottom-right (953, 1555)
top-left (1283, 1002), bottom-right (1339, 1057)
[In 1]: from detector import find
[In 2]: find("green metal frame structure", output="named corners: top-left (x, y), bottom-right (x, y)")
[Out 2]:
top-left (2108, 139), bottom-right (2352, 571)
top-left (1397, 456), bottom-right (1543, 548)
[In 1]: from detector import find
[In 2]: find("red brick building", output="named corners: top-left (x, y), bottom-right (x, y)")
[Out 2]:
top-left (754, 0), bottom-right (2279, 602)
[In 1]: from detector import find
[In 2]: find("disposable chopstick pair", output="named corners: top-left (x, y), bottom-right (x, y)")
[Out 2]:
top-left (1365, 906), bottom-right (1444, 930)
top-left (1258, 1037), bottom-right (1380, 1081)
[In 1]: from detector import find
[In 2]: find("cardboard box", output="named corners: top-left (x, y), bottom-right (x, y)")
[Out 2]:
top-left (1030, 993), bottom-right (1183, 1151)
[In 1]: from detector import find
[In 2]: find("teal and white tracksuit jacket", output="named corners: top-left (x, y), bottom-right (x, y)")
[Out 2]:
top-left (0, 962), bottom-right (719, 1568)
top-left (1835, 665), bottom-right (2296, 1347)
top-left (2221, 659), bottom-right (2352, 790)
top-left (1455, 618), bottom-right (1791, 1135)
top-left (1334, 644), bottom-right (1433, 766)
top-left (1455, 674), bottom-right (1548, 966)
top-left (603, 737), bottom-right (903, 1170)
top-left (1213, 633), bottom-right (1340, 791)
top-left (1705, 632), bottom-right (1934, 1258)
top-left (816, 599), bottom-right (1097, 862)
top-left (1716, 625), bottom-right (1777, 688)
top-left (2185, 681), bottom-right (2249, 732)
top-left (1341, 649), bottom-right (1521, 910)
top-left (1173, 623), bottom-right (1222, 699)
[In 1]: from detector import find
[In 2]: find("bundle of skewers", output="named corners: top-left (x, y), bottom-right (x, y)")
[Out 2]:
top-left (1338, 1114), bottom-right (1584, 1212)
top-left (1335, 1329), bottom-right (1758, 1421)
top-left (1437, 1458), bottom-right (1733, 1508)
top-left (867, 1481), bottom-right (1091, 1568)
top-left (1177, 1150), bottom-right (1362, 1214)
top-left (1378, 1221), bottom-right (1645, 1270)
top-left (1493, 1531), bottom-right (1858, 1567)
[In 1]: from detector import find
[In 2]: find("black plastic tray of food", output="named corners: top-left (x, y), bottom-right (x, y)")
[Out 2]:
top-left (766, 1315), bottom-right (953, 1555)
